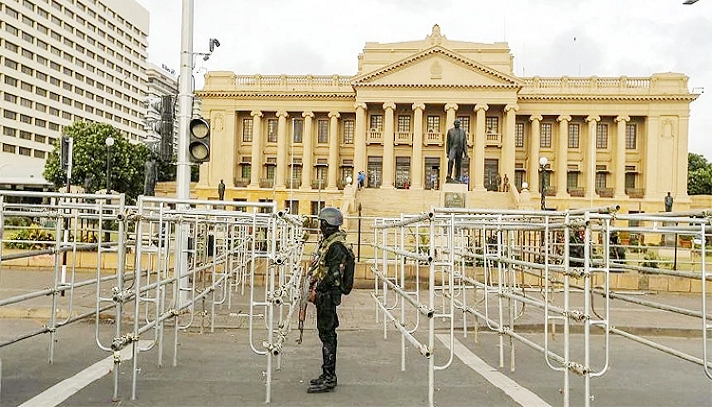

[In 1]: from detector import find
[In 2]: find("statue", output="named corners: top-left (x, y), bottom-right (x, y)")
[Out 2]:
top-left (446, 119), bottom-right (468, 183)
top-left (664, 192), bottom-right (673, 212)
top-left (218, 179), bottom-right (226, 200)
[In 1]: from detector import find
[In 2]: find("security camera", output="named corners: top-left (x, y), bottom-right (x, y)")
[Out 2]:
top-left (209, 38), bottom-right (220, 52)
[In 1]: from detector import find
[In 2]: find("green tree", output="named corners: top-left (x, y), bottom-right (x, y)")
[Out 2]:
top-left (44, 121), bottom-right (150, 202)
top-left (688, 152), bottom-right (712, 195)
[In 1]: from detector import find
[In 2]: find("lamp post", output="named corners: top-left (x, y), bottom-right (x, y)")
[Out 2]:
top-left (539, 156), bottom-right (548, 210)
top-left (105, 136), bottom-right (114, 243)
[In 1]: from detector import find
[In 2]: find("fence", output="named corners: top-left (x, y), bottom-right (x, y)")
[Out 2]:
top-left (370, 206), bottom-right (712, 407)
top-left (0, 191), bottom-right (306, 404)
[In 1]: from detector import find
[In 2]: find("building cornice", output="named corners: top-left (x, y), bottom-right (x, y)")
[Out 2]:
top-left (518, 95), bottom-right (699, 102)
top-left (196, 92), bottom-right (356, 100)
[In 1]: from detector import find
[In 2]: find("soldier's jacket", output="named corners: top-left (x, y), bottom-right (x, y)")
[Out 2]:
top-left (314, 231), bottom-right (350, 295)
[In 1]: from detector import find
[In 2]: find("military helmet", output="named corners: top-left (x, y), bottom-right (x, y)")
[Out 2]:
top-left (318, 207), bottom-right (343, 227)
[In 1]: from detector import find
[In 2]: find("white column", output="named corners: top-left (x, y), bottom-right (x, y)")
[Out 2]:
top-left (327, 111), bottom-right (340, 190)
top-left (411, 103), bottom-right (425, 189)
top-left (443, 103), bottom-right (458, 183)
top-left (275, 110), bottom-right (289, 189)
top-left (381, 102), bottom-right (396, 189)
top-left (644, 116), bottom-right (659, 199)
top-left (614, 115), bottom-right (630, 199)
top-left (585, 115), bottom-right (600, 200)
top-left (556, 115), bottom-right (571, 198)
top-left (354, 102), bottom-right (367, 187)
top-left (677, 116), bottom-right (690, 198)
top-left (301, 112), bottom-right (314, 190)
top-left (473, 104), bottom-right (488, 191)
top-left (502, 104), bottom-right (518, 184)
top-left (528, 114), bottom-right (542, 194)
top-left (249, 110), bottom-right (263, 188)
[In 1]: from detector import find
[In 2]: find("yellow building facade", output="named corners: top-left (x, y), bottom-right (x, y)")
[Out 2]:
top-left (194, 26), bottom-right (697, 218)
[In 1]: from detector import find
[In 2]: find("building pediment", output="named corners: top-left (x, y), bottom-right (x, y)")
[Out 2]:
top-left (352, 46), bottom-right (523, 89)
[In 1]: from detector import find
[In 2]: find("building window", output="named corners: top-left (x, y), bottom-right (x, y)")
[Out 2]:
top-left (625, 172), bottom-right (636, 190)
top-left (5, 76), bottom-right (18, 87)
top-left (19, 131), bottom-right (32, 140)
top-left (35, 118), bottom-right (46, 127)
top-left (515, 123), bottom-right (524, 147)
top-left (317, 119), bottom-right (328, 143)
top-left (397, 115), bottom-right (411, 133)
top-left (426, 116), bottom-right (440, 133)
top-left (18, 147), bottom-right (31, 156)
top-left (20, 114), bottom-right (32, 124)
top-left (315, 165), bottom-right (327, 184)
top-left (596, 123), bottom-right (608, 149)
top-left (3, 110), bottom-right (17, 120)
top-left (293, 119), bottom-right (303, 143)
top-left (367, 156), bottom-right (382, 188)
top-left (3, 144), bottom-right (16, 153)
top-left (342, 119), bottom-right (354, 144)
top-left (626, 123), bottom-right (637, 149)
top-left (266, 119), bottom-right (278, 143)
top-left (567, 172), bottom-right (579, 190)
top-left (3, 127), bottom-right (17, 137)
top-left (369, 115), bottom-right (383, 131)
top-left (240, 164), bottom-right (251, 180)
top-left (485, 117), bottom-right (499, 134)
top-left (568, 123), bottom-right (580, 148)
top-left (34, 150), bottom-right (46, 158)
top-left (540, 123), bottom-right (552, 148)
top-left (457, 116), bottom-right (471, 134)
top-left (395, 157), bottom-right (411, 189)
top-left (595, 172), bottom-right (607, 190)
top-left (4, 93), bottom-right (18, 103)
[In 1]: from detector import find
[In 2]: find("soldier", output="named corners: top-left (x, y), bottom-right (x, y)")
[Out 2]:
top-left (308, 207), bottom-right (355, 393)
top-left (664, 192), bottom-right (673, 212)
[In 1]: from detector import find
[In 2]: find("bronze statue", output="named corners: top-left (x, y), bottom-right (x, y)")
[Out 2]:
top-left (664, 192), bottom-right (673, 212)
top-left (218, 179), bottom-right (226, 200)
top-left (446, 119), bottom-right (468, 183)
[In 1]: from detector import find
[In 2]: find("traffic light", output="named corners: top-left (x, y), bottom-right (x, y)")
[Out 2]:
top-left (60, 136), bottom-right (73, 172)
top-left (158, 95), bottom-right (174, 161)
top-left (188, 117), bottom-right (210, 163)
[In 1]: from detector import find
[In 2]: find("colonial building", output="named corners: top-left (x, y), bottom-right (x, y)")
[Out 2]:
top-left (194, 26), bottom-right (697, 217)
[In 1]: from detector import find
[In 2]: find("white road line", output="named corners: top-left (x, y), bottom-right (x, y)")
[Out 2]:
top-left (19, 340), bottom-right (151, 407)
top-left (436, 334), bottom-right (552, 407)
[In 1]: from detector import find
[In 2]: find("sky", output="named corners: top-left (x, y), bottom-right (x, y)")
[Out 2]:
top-left (135, 0), bottom-right (712, 159)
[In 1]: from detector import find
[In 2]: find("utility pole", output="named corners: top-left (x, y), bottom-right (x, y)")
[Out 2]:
top-left (176, 0), bottom-right (194, 307)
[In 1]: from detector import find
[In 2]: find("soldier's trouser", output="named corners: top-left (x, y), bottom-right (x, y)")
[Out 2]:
top-left (316, 290), bottom-right (340, 379)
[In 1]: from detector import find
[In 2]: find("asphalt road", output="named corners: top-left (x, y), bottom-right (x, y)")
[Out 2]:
top-left (2, 317), bottom-right (711, 407)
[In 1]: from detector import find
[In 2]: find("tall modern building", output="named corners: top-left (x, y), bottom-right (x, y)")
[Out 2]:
top-left (0, 0), bottom-right (149, 190)
top-left (195, 25), bottom-right (697, 217)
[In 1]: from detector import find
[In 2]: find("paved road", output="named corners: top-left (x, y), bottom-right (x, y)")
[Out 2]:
top-left (2, 269), bottom-right (712, 407)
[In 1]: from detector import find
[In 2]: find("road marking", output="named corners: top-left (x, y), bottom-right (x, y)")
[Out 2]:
top-left (436, 334), bottom-right (552, 407)
top-left (19, 340), bottom-right (151, 407)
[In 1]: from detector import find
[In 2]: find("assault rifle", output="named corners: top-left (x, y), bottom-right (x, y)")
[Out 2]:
top-left (296, 243), bottom-right (320, 344)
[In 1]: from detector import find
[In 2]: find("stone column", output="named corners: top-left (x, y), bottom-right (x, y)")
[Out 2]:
top-left (585, 115), bottom-right (600, 199)
top-left (473, 104), bottom-right (488, 191)
top-left (327, 111), bottom-right (340, 190)
top-left (677, 116), bottom-right (690, 196)
top-left (556, 115), bottom-right (571, 198)
top-left (208, 110), bottom-right (236, 187)
top-left (644, 116), bottom-right (659, 199)
top-left (354, 102), bottom-right (367, 187)
top-left (381, 102), bottom-right (396, 189)
top-left (503, 104), bottom-right (518, 184)
top-left (249, 110), bottom-right (263, 188)
top-left (301, 111), bottom-right (314, 190)
top-left (443, 103), bottom-right (458, 183)
top-left (528, 114), bottom-right (542, 194)
top-left (275, 110), bottom-right (289, 189)
top-left (614, 115), bottom-right (630, 199)
top-left (411, 103), bottom-right (425, 189)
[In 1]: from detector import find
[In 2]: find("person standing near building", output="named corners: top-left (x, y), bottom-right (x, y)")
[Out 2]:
top-left (357, 171), bottom-right (365, 189)
top-left (307, 207), bottom-right (355, 393)
top-left (664, 192), bottom-right (673, 212)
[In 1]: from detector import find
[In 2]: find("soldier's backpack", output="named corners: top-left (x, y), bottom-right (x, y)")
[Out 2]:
top-left (338, 243), bottom-right (356, 295)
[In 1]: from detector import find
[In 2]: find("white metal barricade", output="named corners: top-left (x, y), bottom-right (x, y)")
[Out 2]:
top-left (371, 206), bottom-right (712, 407)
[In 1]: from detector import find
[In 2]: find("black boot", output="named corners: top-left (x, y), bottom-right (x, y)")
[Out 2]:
top-left (308, 344), bottom-right (337, 393)
top-left (310, 374), bottom-right (338, 386)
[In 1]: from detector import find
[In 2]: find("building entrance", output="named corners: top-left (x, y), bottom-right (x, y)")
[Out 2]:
top-left (484, 159), bottom-right (500, 191)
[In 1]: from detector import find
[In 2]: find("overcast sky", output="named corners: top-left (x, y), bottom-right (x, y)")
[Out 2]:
top-left (136, 0), bottom-right (711, 159)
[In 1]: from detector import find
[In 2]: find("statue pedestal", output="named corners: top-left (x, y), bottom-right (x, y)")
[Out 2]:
top-left (441, 183), bottom-right (468, 208)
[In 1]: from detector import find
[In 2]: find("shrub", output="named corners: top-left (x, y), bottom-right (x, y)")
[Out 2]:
top-left (4, 224), bottom-right (56, 249)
